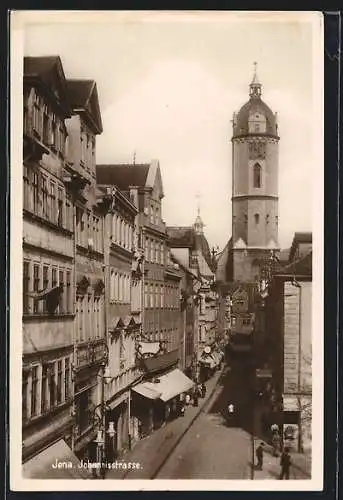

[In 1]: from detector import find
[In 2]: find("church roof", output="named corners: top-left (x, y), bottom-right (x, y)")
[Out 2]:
top-left (233, 98), bottom-right (277, 137)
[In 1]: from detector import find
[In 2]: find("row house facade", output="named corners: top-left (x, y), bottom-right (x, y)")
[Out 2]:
top-left (64, 78), bottom-right (105, 462)
top-left (263, 233), bottom-right (312, 454)
top-left (96, 162), bottom-right (198, 438)
top-left (167, 212), bottom-right (220, 381)
top-left (95, 181), bottom-right (143, 457)
top-left (22, 57), bottom-right (76, 465)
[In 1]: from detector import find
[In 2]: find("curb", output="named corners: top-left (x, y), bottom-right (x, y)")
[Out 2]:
top-left (150, 366), bottom-right (225, 479)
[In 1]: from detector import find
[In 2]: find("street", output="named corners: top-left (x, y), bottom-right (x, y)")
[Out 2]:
top-left (155, 355), bottom-right (256, 479)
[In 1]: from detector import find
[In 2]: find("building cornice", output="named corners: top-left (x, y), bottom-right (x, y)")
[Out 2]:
top-left (232, 195), bottom-right (278, 201)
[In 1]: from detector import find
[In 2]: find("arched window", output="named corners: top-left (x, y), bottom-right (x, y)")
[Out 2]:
top-left (253, 163), bottom-right (261, 188)
top-left (254, 213), bottom-right (260, 224)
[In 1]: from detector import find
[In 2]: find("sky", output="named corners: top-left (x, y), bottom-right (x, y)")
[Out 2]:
top-left (21, 11), bottom-right (321, 251)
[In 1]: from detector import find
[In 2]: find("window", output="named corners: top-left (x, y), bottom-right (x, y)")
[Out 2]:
top-left (33, 92), bottom-right (42, 136)
top-left (52, 268), bottom-right (57, 289)
top-left (23, 261), bottom-right (30, 313)
top-left (66, 271), bottom-right (72, 313)
top-left (32, 173), bottom-right (39, 214)
top-left (49, 181), bottom-right (56, 223)
top-left (59, 270), bottom-right (64, 312)
top-left (253, 163), bottom-right (261, 188)
top-left (31, 366), bottom-right (39, 417)
top-left (22, 369), bottom-right (29, 421)
top-left (254, 213), bottom-right (260, 224)
top-left (49, 363), bottom-right (56, 408)
top-left (57, 360), bottom-right (63, 404)
top-left (33, 264), bottom-right (40, 313)
top-left (41, 175), bottom-right (48, 218)
top-left (41, 364), bottom-right (48, 413)
top-left (57, 188), bottom-right (64, 226)
top-left (42, 265), bottom-right (49, 313)
top-left (43, 105), bottom-right (50, 145)
top-left (64, 358), bottom-right (70, 400)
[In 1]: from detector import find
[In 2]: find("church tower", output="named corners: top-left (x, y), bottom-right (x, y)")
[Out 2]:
top-left (231, 63), bottom-right (279, 282)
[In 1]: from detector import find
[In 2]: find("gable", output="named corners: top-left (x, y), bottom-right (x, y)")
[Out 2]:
top-left (24, 56), bottom-right (70, 117)
top-left (146, 160), bottom-right (164, 199)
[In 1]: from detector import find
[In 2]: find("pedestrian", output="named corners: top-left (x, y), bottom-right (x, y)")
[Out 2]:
top-left (180, 404), bottom-right (185, 417)
top-left (201, 383), bottom-right (206, 398)
top-left (193, 391), bottom-right (199, 407)
top-left (279, 447), bottom-right (291, 479)
top-left (255, 442), bottom-right (264, 470)
top-left (185, 393), bottom-right (191, 406)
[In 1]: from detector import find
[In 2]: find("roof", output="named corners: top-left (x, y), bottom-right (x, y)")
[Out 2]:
top-left (96, 164), bottom-right (151, 190)
top-left (65, 80), bottom-right (94, 108)
top-left (233, 97), bottom-right (277, 137)
top-left (289, 232), bottom-right (312, 261)
top-left (195, 233), bottom-right (215, 273)
top-left (167, 226), bottom-right (195, 248)
top-left (293, 232), bottom-right (312, 243)
top-left (24, 56), bottom-right (70, 115)
top-left (278, 247), bottom-right (291, 263)
top-left (276, 251), bottom-right (312, 278)
top-left (65, 79), bottom-right (103, 134)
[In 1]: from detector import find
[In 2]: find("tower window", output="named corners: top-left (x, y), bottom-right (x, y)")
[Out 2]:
top-left (253, 163), bottom-right (261, 188)
top-left (254, 214), bottom-right (260, 224)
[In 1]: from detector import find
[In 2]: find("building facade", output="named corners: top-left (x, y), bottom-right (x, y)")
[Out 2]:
top-left (63, 78), bottom-right (106, 462)
top-left (95, 182), bottom-right (142, 457)
top-left (264, 235), bottom-right (312, 454)
top-left (22, 56), bottom-right (75, 464)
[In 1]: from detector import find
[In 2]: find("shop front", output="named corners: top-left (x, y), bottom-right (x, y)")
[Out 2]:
top-left (104, 391), bottom-right (130, 461)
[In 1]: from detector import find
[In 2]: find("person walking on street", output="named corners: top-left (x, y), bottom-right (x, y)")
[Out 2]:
top-left (279, 447), bottom-right (291, 479)
top-left (201, 383), bottom-right (206, 398)
top-left (256, 442), bottom-right (264, 470)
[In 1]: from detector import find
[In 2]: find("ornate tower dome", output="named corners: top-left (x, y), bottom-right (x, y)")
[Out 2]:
top-left (230, 63), bottom-right (280, 282)
top-left (233, 62), bottom-right (278, 138)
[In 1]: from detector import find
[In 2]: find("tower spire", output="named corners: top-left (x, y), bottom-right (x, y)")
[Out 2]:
top-left (249, 61), bottom-right (262, 98)
top-left (194, 192), bottom-right (204, 234)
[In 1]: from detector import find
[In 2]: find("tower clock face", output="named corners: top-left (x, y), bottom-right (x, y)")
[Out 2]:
top-left (248, 140), bottom-right (266, 159)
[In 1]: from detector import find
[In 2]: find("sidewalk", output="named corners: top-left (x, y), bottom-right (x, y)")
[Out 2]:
top-left (252, 399), bottom-right (311, 479)
top-left (106, 368), bottom-right (224, 479)
top-left (252, 438), bottom-right (311, 480)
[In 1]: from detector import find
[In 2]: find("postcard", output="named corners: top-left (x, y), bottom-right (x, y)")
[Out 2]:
top-left (10, 10), bottom-right (323, 491)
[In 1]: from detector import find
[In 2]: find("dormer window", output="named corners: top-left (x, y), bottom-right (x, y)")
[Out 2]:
top-left (253, 163), bottom-right (262, 188)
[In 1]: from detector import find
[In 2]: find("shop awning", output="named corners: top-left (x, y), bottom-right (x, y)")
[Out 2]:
top-left (132, 382), bottom-right (162, 400)
top-left (156, 369), bottom-right (195, 402)
top-left (22, 439), bottom-right (92, 479)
